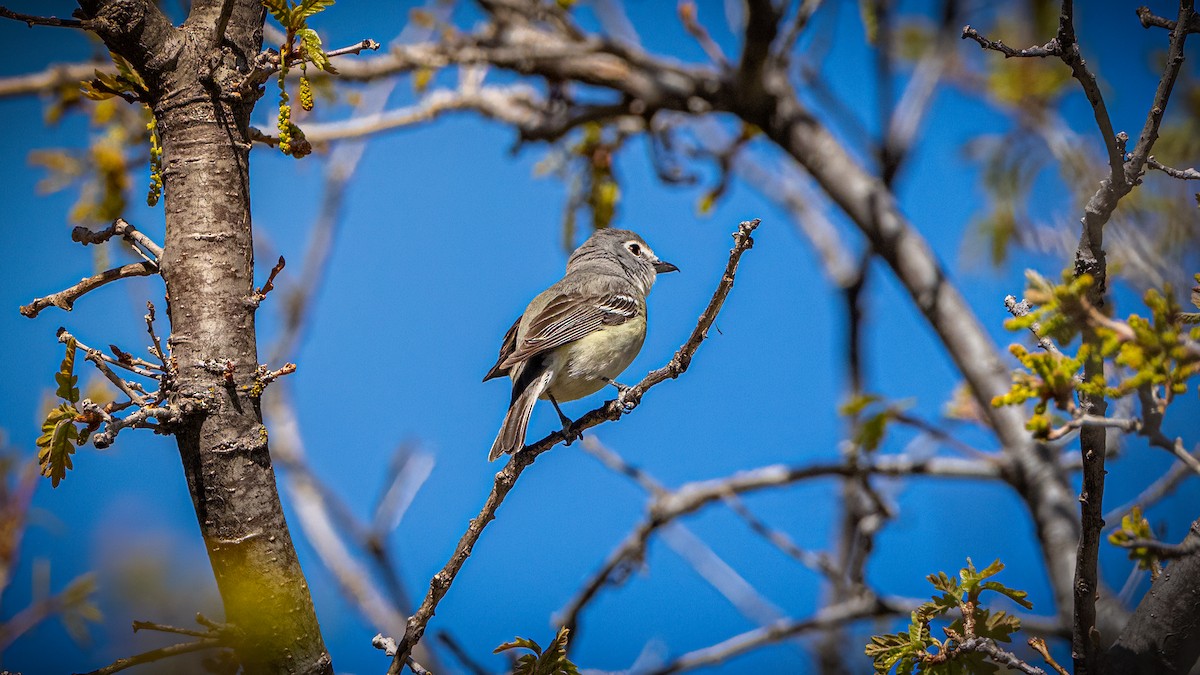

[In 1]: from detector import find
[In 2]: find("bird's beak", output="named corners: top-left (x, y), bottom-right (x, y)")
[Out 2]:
top-left (653, 260), bottom-right (680, 274)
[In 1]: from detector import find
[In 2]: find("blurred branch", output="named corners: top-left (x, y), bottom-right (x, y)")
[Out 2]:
top-left (644, 593), bottom-right (899, 675)
top-left (557, 453), bottom-right (1007, 642)
top-left (79, 637), bottom-right (225, 675)
top-left (0, 61), bottom-right (108, 99)
top-left (386, 219), bottom-right (761, 672)
top-left (1104, 444), bottom-right (1200, 530)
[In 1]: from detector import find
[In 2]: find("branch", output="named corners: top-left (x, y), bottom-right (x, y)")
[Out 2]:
top-left (264, 38), bottom-right (382, 73)
top-left (77, 638), bottom-right (224, 675)
top-left (1137, 5), bottom-right (1200, 33)
top-left (386, 218), bottom-right (762, 672)
top-left (20, 262), bottom-right (158, 318)
top-left (0, 5), bottom-right (86, 28)
top-left (556, 454), bottom-right (1007, 641)
top-left (959, 27), bottom-right (1058, 58)
top-left (0, 61), bottom-right (109, 99)
top-left (950, 636), bottom-right (1047, 675)
top-left (297, 84), bottom-right (547, 144)
top-left (73, 218), bottom-right (164, 262)
top-left (1005, 295), bottom-right (1065, 358)
top-left (1113, 534), bottom-right (1200, 561)
top-left (1124, 0), bottom-right (1195, 183)
top-left (1147, 156), bottom-right (1200, 180)
top-left (644, 594), bottom-right (898, 675)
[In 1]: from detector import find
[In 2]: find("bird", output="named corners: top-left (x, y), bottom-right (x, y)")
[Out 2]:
top-left (484, 228), bottom-right (678, 461)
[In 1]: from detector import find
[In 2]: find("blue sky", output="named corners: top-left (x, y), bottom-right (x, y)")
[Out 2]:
top-left (1, 1), bottom-right (1198, 673)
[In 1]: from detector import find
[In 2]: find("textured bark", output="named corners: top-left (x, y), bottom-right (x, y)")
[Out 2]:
top-left (76, 1), bottom-right (333, 673)
top-left (1106, 519), bottom-right (1200, 674)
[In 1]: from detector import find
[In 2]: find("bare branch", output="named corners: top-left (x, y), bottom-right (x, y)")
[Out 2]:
top-left (20, 262), bottom-right (158, 318)
top-left (1147, 156), bottom-right (1200, 180)
top-left (557, 454), bottom-right (1007, 641)
top-left (299, 85), bottom-right (547, 144)
top-left (0, 61), bottom-right (109, 99)
top-left (644, 594), bottom-right (898, 675)
top-left (1136, 5), bottom-right (1200, 33)
top-left (0, 5), bottom-right (86, 28)
top-left (1005, 296), bottom-right (1065, 358)
top-left (77, 637), bottom-right (224, 675)
top-left (959, 27), bottom-right (1058, 57)
top-left (949, 636), bottom-right (1047, 675)
top-left (72, 218), bottom-right (165, 261)
top-left (1114, 534), bottom-right (1200, 560)
top-left (677, 1), bottom-right (728, 67)
top-left (387, 219), bottom-right (762, 671)
top-left (1029, 636), bottom-right (1071, 675)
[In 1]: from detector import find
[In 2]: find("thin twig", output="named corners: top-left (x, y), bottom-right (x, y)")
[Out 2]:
top-left (387, 219), bottom-right (762, 672)
top-left (1113, 534), bottom-right (1200, 560)
top-left (1136, 5), bottom-right (1200, 34)
top-left (644, 594), bottom-right (896, 675)
top-left (0, 5), bottom-right (86, 28)
top-left (72, 218), bottom-right (165, 261)
top-left (145, 301), bottom-right (168, 368)
top-left (56, 329), bottom-right (160, 379)
top-left (76, 638), bottom-right (224, 675)
top-left (677, 1), bottom-right (728, 67)
top-left (1029, 636), bottom-right (1071, 675)
top-left (20, 262), bottom-right (158, 318)
top-left (84, 349), bottom-right (147, 406)
top-left (0, 61), bottom-right (109, 99)
top-left (1005, 296), bottom-right (1065, 358)
top-left (556, 453), bottom-right (1006, 641)
top-left (1147, 156), bottom-right (1200, 179)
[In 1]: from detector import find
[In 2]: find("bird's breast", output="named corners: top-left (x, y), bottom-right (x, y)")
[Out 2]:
top-left (543, 317), bottom-right (646, 402)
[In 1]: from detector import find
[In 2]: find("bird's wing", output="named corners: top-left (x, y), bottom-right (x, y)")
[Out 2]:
top-left (483, 316), bottom-right (522, 381)
top-left (499, 291), bottom-right (640, 369)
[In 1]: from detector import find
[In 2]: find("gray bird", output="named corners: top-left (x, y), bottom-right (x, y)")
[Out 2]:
top-left (484, 228), bottom-right (678, 461)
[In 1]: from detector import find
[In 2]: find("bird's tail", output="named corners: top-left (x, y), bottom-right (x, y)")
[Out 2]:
top-left (489, 369), bottom-right (551, 461)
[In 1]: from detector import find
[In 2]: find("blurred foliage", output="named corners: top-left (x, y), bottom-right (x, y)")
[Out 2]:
top-left (264, 0), bottom-right (337, 157)
top-left (866, 559), bottom-right (1031, 674)
top-left (33, 50), bottom-right (162, 225)
top-left (1107, 505), bottom-right (1163, 576)
top-left (493, 627), bottom-right (580, 675)
top-left (954, 1), bottom-right (1200, 293)
top-left (840, 393), bottom-right (909, 453)
top-left (995, 271), bottom-right (1200, 438)
top-left (535, 123), bottom-right (624, 252)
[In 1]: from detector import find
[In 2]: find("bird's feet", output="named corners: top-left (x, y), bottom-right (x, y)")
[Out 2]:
top-left (549, 395), bottom-right (581, 445)
top-left (604, 378), bottom-right (640, 411)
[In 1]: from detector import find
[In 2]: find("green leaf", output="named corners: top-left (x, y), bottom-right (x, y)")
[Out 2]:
top-left (495, 636), bottom-right (543, 656)
top-left (495, 629), bottom-right (580, 675)
top-left (56, 337), bottom-right (80, 403)
top-left (261, 0), bottom-right (292, 25)
top-left (298, 28), bottom-right (336, 73)
top-left (38, 403), bottom-right (79, 488)
top-left (297, 0), bottom-right (334, 19)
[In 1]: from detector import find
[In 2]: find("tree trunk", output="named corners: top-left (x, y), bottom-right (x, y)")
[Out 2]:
top-left (77, 1), bottom-right (333, 672)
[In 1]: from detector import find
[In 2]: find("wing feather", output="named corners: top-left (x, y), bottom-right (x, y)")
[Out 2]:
top-left (500, 292), bottom-right (639, 369)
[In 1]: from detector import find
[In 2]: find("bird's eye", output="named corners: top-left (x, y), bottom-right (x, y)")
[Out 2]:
top-left (626, 242), bottom-right (642, 256)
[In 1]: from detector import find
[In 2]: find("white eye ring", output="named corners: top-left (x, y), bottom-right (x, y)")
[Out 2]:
top-left (626, 241), bottom-right (642, 256)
